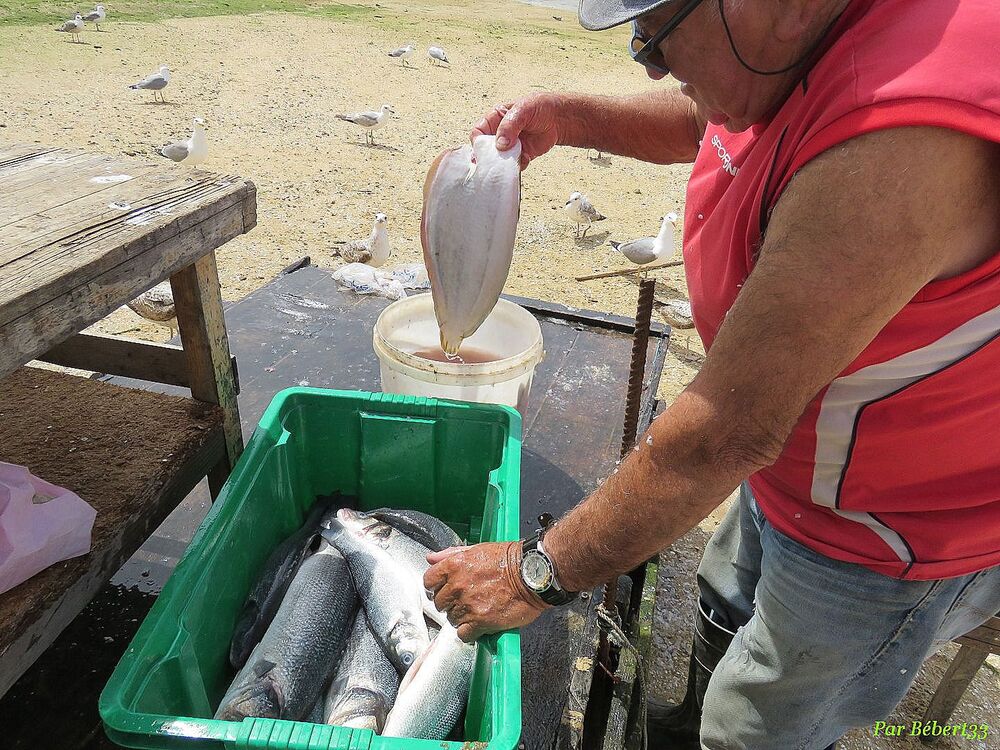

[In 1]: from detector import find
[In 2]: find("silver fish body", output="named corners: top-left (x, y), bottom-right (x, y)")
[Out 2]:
top-left (323, 610), bottom-right (400, 731)
top-left (421, 135), bottom-right (522, 355)
top-left (215, 540), bottom-right (357, 722)
top-left (229, 500), bottom-right (335, 668)
top-left (382, 623), bottom-right (477, 739)
top-left (322, 512), bottom-right (433, 674)
top-left (365, 507), bottom-right (463, 552)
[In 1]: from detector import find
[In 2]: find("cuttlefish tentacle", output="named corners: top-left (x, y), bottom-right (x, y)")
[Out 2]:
top-left (421, 136), bottom-right (523, 355)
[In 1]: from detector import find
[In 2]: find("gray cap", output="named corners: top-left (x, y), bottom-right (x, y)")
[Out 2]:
top-left (578, 0), bottom-right (675, 31)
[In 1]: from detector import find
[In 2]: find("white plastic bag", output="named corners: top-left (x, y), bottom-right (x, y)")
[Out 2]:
top-left (388, 263), bottom-right (431, 291)
top-left (0, 462), bottom-right (97, 595)
top-left (332, 263), bottom-right (407, 301)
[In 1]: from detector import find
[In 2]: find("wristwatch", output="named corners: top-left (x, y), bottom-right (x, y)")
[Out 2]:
top-left (520, 514), bottom-right (579, 606)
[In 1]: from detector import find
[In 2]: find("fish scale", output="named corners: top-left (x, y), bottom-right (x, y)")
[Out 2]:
top-left (215, 541), bottom-right (357, 722)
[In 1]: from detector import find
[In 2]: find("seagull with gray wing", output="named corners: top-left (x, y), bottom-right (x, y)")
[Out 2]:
top-left (160, 117), bottom-right (208, 168)
top-left (127, 282), bottom-right (177, 338)
top-left (335, 213), bottom-right (391, 267)
top-left (56, 13), bottom-right (84, 43)
top-left (564, 191), bottom-right (607, 238)
top-left (388, 43), bottom-right (416, 66)
top-left (128, 64), bottom-right (170, 103)
top-left (609, 213), bottom-right (678, 273)
top-left (336, 104), bottom-right (394, 146)
top-left (83, 4), bottom-right (106, 30)
top-left (428, 46), bottom-right (450, 65)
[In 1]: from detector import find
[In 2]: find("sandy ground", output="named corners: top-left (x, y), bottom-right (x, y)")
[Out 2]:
top-left (0, 2), bottom-right (995, 747)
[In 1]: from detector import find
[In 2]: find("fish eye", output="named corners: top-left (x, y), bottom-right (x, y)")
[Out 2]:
top-left (400, 652), bottom-right (414, 667)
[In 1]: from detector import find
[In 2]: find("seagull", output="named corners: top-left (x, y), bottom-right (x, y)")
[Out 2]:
top-left (335, 213), bottom-right (391, 267)
top-left (128, 64), bottom-right (170, 103)
top-left (56, 13), bottom-right (84, 43)
top-left (609, 213), bottom-right (678, 273)
top-left (160, 117), bottom-right (208, 168)
top-left (83, 4), bottom-right (106, 31)
top-left (127, 282), bottom-right (177, 338)
top-left (428, 46), bottom-right (450, 65)
top-left (336, 104), bottom-right (394, 146)
top-left (564, 191), bottom-right (607, 237)
top-left (388, 44), bottom-right (416, 67)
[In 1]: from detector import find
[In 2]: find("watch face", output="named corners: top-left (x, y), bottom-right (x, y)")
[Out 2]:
top-left (521, 550), bottom-right (554, 591)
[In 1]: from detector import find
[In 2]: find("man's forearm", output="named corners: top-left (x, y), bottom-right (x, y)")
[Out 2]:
top-left (542, 390), bottom-right (764, 592)
top-left (556, 89), bottom-right (705, 164)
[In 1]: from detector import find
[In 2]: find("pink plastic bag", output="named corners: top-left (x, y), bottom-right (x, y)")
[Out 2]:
top-left (0, 462), bottom-right (97, 595)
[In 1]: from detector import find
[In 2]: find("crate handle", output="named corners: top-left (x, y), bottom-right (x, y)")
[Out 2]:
top-left (234, 718), bottom-right (373, 750)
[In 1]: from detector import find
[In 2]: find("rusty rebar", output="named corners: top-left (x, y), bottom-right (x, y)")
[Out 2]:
top-left (598, 276), bottom-right (657, 677)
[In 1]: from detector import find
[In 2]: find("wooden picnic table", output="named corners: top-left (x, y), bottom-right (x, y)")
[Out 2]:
top-left (0, 143), bottom-right (255, 698)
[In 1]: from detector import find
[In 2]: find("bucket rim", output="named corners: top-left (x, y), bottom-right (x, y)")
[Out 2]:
top-left (373, 295), bottom-right (544, 386)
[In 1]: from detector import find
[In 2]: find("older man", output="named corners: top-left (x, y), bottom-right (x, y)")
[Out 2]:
top-left (425, 0), bottom-right (1000, 747)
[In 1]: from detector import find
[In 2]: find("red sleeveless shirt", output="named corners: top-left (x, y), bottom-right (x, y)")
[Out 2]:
top-left (684, 0), bottom-right (1000, 579)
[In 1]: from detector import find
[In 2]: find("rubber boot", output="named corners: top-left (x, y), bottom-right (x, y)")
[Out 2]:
top-left (648, 598), bottom-right (735, 750)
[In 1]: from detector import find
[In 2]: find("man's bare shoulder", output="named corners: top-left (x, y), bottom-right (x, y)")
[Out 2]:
top-left (773, 126), bottom-right (1000, 281)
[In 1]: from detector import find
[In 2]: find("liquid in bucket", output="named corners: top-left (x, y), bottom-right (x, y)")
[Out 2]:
top-left (411, 346), bottom-right (499, 364)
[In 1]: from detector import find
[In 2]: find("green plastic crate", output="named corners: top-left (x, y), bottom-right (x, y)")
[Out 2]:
top-left (100, 388), bottom-right (522, 750)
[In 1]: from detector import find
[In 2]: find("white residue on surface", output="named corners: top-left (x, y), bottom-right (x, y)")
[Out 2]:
top-left (90, 174), bottom-right (132, 184)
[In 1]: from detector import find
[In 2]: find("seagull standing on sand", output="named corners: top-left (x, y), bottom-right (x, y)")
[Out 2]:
top-left (127, 282), bottom-right (178, 338)
top-left (83, 4), bottom-right (106, 31)
top-left (335, 214), bottom-right (391, 267)
top-left (336, 104), bottom-right (394, 146)
top-left (428, 46), bottom-right (450, 65)
top-left (129, 64), bottom-right (170, 103)
top-left (565, 191), bottom-right (607, 238)
top-left (160, 117), bottom-right (208, 168)
top-left (56, 13), bottom-right (84, 43)
top-left (608, 213), bottom-right (678, 273)
top-left (388, 44), bottom-right (416, 66)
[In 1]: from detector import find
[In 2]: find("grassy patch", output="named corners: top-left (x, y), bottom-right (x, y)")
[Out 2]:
top-left (0, 0), bottom-right (378, 27)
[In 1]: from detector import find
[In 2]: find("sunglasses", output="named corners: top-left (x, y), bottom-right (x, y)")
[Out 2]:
top-left (630, 0), bottom-right (706, 75)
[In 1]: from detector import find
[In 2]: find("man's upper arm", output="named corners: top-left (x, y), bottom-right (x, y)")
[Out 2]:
top-left (685, 126), bottom-right (1000, 470)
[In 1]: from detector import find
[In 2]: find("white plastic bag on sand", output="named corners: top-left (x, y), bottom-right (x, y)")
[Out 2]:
top-left (0, 462), bottom-right (97, 595)
top-left (333, 263), bottom-right (407, 301)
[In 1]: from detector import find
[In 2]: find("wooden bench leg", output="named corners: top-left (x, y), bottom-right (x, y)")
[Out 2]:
top-left (919, 643), bottom-right (990, 744)
top-left (171, 252), bottom-right (243, 499)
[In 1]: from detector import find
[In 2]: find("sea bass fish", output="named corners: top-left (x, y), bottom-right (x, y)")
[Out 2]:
top-left (229, 499), bottom-right (335, 668)
top-left (323, 609), bottom-right (400, 731)
top-left (382, 622), bottom-right (477, 740)
top-left (422, 135), bottom-right (522, 355)
top-left (215, 539), bottom-right (357, 722)
top-left (366, 507), bottom-right (463, 552)
top-left (322, 512), bottom-right (435, 674)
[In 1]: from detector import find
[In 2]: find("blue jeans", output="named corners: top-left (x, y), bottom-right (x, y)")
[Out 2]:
top-left (695, 484), bottom-right (1000, 749)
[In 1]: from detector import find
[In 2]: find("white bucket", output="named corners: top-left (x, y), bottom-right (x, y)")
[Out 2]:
top-left (373, 293), bottom-right (544, 412)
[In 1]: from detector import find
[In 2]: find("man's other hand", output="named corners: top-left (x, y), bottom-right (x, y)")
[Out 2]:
top-left (472, 94), bottom-right (564, 170)
top-left (424, 542), bottom-right (550, 642)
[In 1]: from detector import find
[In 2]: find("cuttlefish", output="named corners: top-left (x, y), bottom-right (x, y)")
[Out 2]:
top-left (421, 136), bottom-right (522, 355)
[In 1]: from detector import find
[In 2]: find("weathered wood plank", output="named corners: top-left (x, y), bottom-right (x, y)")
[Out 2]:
top-left (0, 367), bottom-right (225, 698)
top-left (0, 164), bottom-right (170, 259)
top-left (0, 197), bottom-right (249, 379)
top-left (955, 616), bottom-right (1000, 651)
top-left (0, 178), bottom-right (253, 307)
top-left (0, 145), bottom-right (64, 173)
top-left (0, 153), bottom-right (113, 216)
top-left (171, 252), bottom-right (244, 495)
top-left (920, 644), bottom-right (991, 742)
top-left (38, 333), bottom-right (190, 387)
